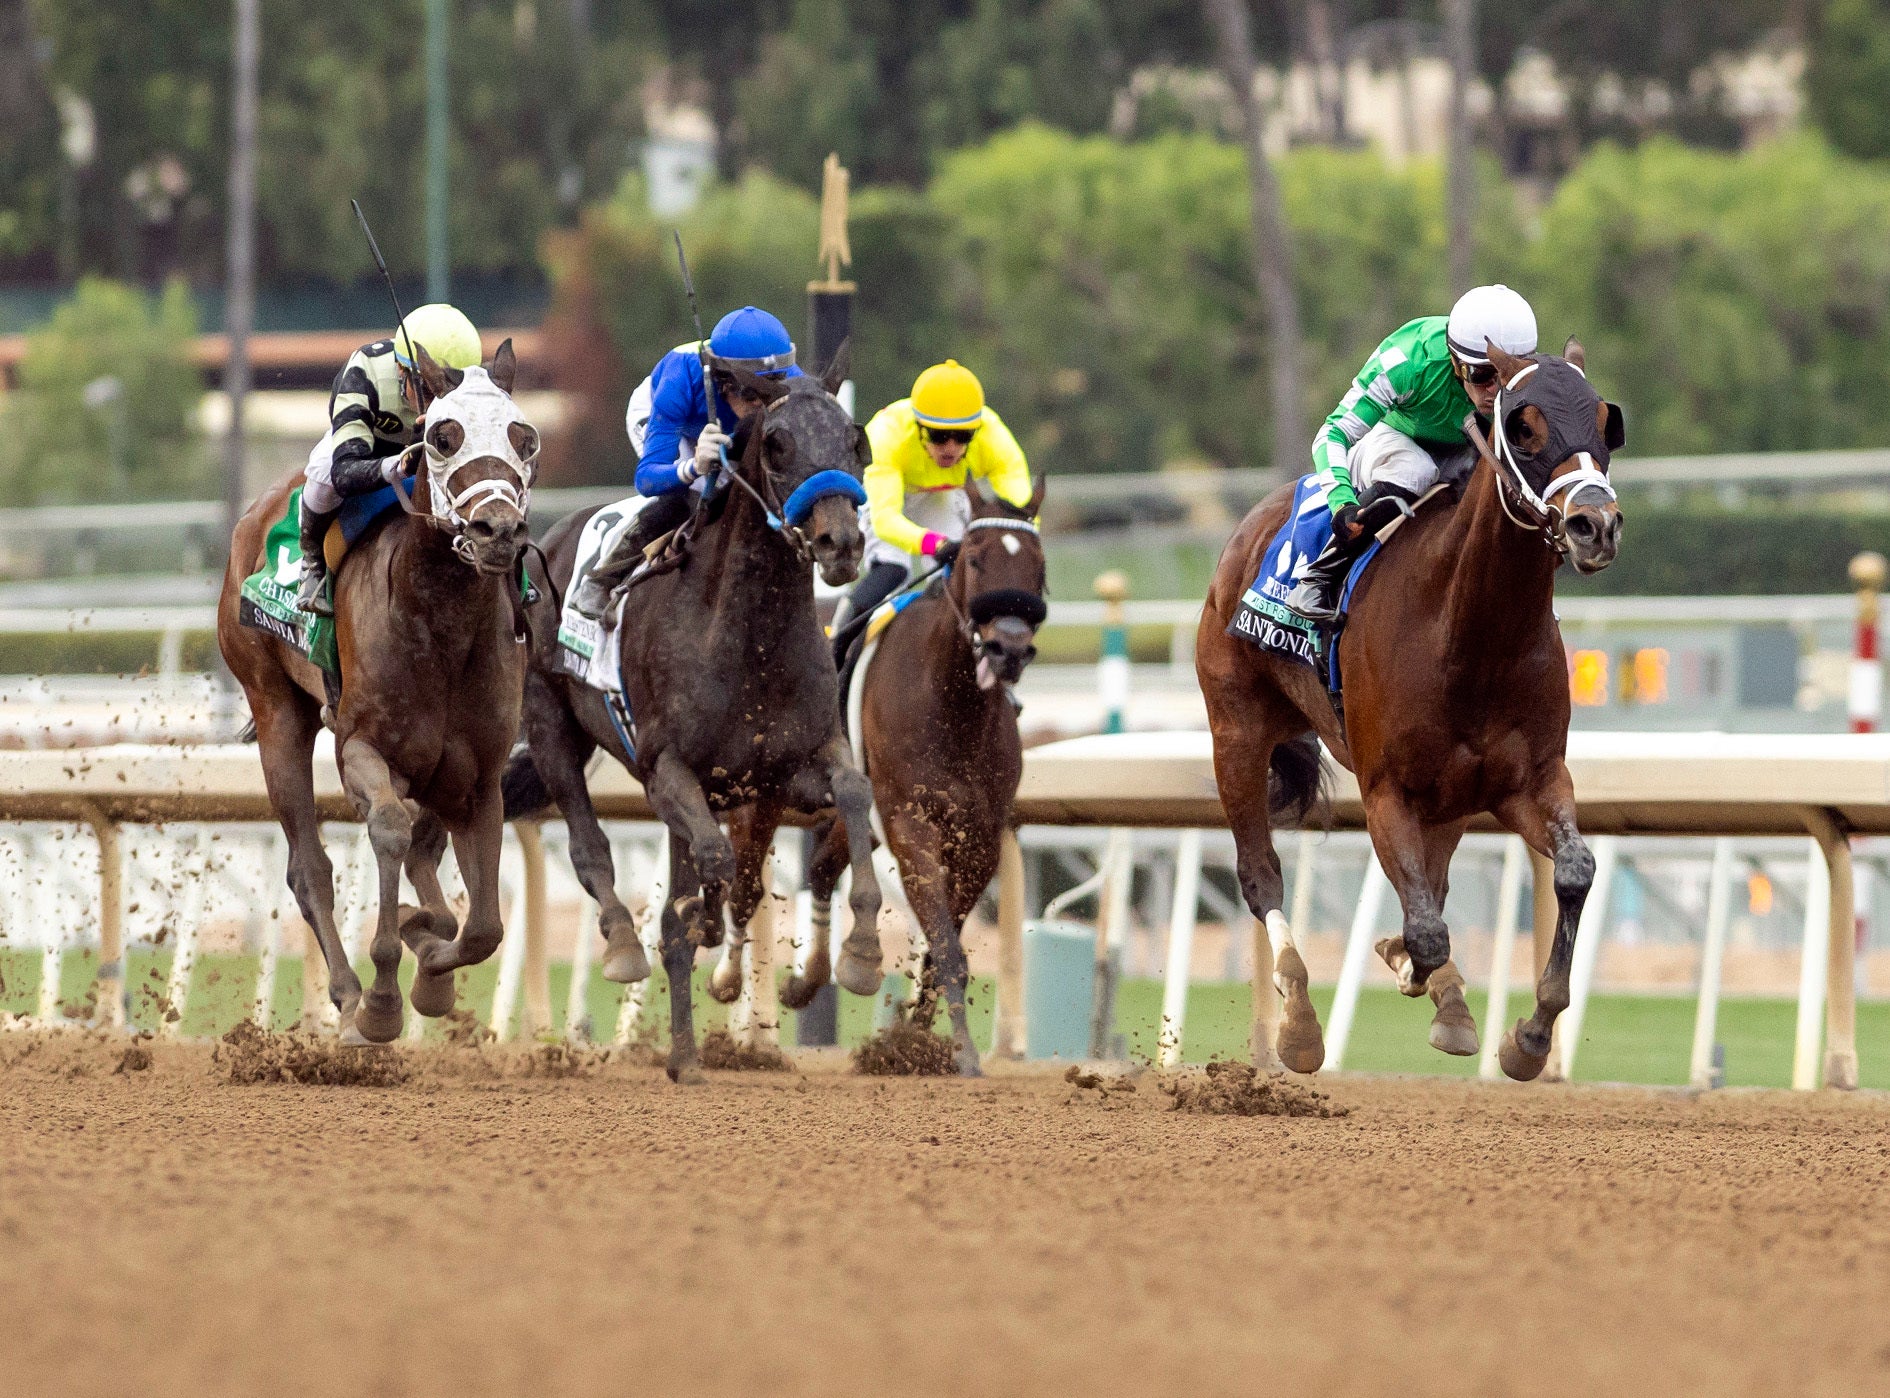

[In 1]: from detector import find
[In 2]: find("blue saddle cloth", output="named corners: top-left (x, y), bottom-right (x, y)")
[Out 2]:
top-left (1227, 475), bottom-right (1382, 686)
top-left (338, 484), bottom-right (404, 545)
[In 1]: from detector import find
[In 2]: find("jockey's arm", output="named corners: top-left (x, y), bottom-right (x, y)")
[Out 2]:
top-left (862, 411), bottom-right (925, 555)
top-left (1312, 353), bottom-right (1405, 514)
top-left (325, 349), bottom-right (401, 492)
top-left (635, 351), bottom-right (710, 495)
top-left (972, 410), bottom-right (1034, 512)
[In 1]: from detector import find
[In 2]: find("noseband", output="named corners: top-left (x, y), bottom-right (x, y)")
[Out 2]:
top-left (1466, 360), bottom-right (1616, 558)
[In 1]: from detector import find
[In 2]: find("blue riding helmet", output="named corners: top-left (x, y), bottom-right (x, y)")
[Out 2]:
top-left (708, 306), bottom-right (796, 375)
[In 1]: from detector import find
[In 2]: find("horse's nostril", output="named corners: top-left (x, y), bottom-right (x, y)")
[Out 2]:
top-left (1568, 515), bottom-right (1597, 542)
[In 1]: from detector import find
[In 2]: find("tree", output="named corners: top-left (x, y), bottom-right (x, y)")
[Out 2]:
top-left (1204, 0), bottom-right (1302, 475)
top-left (1806, 0), bottom-right (1890, 162)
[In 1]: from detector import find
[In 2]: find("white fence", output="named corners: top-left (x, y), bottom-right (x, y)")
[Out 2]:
top-left (0, 732), bottom-right (1880, 1090)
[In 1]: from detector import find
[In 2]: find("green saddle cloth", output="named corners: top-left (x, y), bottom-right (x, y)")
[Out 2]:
top-left (237, 487), bottom-right (340, 672)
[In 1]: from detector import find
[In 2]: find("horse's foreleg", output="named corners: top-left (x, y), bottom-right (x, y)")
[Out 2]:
top-left (1211, 728), bottom-right (1317, 1073)
top-left (1496, 773), bottom-right (1592, 1081)
top-left (254, 700), bottom-right (358, 1026)
top-left (435, 793), bottom-right (508, 973)
top-left (529, 684), bottom-right (647, 983)
top-left (338, 737), bottom-right (413, 1043)
top-left (645, 749), bottom-right (735, 951)
top-left (661, 832), bottom-right (704, 1085)
top-left (709, 805), bottom-right (781, 1005)
top-left (820, 742), bottom-right (884, 998)
top-left (1371, 813), bottom-right (1477, 1056)
top-left (400, 811), bottom-right (459, 1018)
top-left (886, 811), bottom-right (981, 1076)
top-left (782, 819), bottom-right (848, 1010)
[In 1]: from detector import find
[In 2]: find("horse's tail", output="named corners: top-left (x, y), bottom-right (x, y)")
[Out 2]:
top-left (500, 741), bottom-right (554, 820)
top-left (1267, 733), bottom-right (1331, 829)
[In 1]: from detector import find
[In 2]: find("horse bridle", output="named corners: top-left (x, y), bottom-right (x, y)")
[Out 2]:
top-left (943, 516), bottom-right (1049, 648)
top-left (1464, 361), bottom-right (1616, 558)
top-left (710, 390), bottom-right (866, 565)
top-left (396, 436), bottom-right (537, 567)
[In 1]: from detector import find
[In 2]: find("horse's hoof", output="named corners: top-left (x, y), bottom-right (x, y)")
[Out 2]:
top-left (1376, 936), bottom-right (1429, 997)
top-left (1498, 1026), bottom-right (1550, 1082)
top-left (834, 949), bottom-right (882, 998)
top-left (399, 905), bottom-right (456, 950)
top-left (706, 957), bottom-right (743, 1005)
top-left (340, 1022), bottom-right (371, 1047)
top-left (409, 968), bottom-right (456, 1018)
top-left (955, 1043), bottom-right (984, 1078)
top-left (667, 1055), bottom-right (705, 1086)
top-left (1430, 1017), bottom-right (1480, 1057)
top-left (599, 920), bottom-right (650, 984)
top-left (780, 972), bottom-right (823, 1011)
top-left (353, 993), bottom-right (403, 1044)
top-left (1277, 1023), bottom-right (1326, 1075)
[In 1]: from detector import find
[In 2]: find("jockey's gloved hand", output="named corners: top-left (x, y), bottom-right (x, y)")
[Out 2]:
top-left (1332, 503), bottom-right (1364, 543)
top-left (931, 537), bottom-right (961, 569)
top-left (689, 424), bottom-right (731, 481)
top-left (381, 445), bottom-right (422, 484)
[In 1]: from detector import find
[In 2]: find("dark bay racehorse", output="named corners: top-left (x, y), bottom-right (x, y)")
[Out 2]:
top-left (218, 342), bottom-right (538, 1042)
top-left (779, 482), bottom-right (1048, 1075)
top-left (505, 355), bottom-right (884, 1082)
top-left (1196, 339), bottom-right (1624, 1081)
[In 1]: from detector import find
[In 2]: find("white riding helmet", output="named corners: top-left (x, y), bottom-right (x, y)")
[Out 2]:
top-left (1446, 284), bottom-right (1538, 365)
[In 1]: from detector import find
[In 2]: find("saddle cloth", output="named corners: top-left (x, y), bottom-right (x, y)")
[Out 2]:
top-left (555, 496), bottom-right (659, 695)
top-left (237, 485), bottom-right (403, 672)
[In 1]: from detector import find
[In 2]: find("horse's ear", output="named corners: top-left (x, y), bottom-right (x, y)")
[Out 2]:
top-left (852, 423), bottom-right (873, 470)
top-left (1486, 340), bottom-right (1529, 386)
top-left (963, 478), bottom-right (991, 515)
top-left (819, 338), bottom-right (851, 397)
top-left (1024, 475), bottom-right (1046, 519)
top-left (1562, 335), bottom-right (1586, 374)
top-left (1602, 401), bottom-right (1626, 451)
top-left (412, 341), bottom-right (454, 402)
top-left (487, 337), bottom-right (517, 394)
top-left (725, 362), bottom-right (790, 405)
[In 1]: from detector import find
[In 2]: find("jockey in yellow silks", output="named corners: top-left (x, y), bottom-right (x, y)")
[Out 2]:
top-left (831, 359), bottom-right (1033, 662)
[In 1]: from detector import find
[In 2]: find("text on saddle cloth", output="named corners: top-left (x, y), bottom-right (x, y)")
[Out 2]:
top-left (237, 485), bottom-right (404, 672)
top-left (556, 496), bottom-right (656, 696)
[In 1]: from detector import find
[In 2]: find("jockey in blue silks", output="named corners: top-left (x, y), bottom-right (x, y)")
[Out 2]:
top-left (570, 304), bottom-right (804, 619)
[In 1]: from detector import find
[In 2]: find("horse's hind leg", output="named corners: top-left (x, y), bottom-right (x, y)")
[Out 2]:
top-left (1374, 819), bottom-right (1478, 1057)
top-left (337, 737), bottom-right (413, 1043)
top-left (255, 697), bottom-right (359, 1024)
top-left (710, 804), bottom-right (781, 1005)
top-left (817, 740), bottom-right (884, 998)
top-left (1495, 773), bottom-right (1593, 1081)
top-left (527, 681), bottom-right (648, 983)
top-left (884, 809), bottom-right (980, 1075)
top-left (1211, 727), bottom-right (1321, 1073)
top-left (782, 819), bottom-right (848, 1010)
top-left (645, 749), bottom-right (736, 951)
top-left (400, 812), bottom-right (458, 1018)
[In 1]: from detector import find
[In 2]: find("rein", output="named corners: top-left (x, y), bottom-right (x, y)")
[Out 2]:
top-left (1464, 362), bottom-right (1616, 558)
top-left (708, 392), bottom-right (866, 566)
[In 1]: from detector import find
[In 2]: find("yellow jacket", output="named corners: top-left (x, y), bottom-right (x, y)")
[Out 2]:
top-left (862, 399), bottom-right (1033, 554)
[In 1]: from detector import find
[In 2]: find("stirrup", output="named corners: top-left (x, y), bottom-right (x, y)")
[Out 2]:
top-left (1283, 578), bottom-right (1343, 624)
top-left (296, 570), bottom-right (333, 618)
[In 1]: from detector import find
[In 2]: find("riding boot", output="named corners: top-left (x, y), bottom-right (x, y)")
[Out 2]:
top-left (1282, 530), bottom-right (1371, 624)
top-left (830, 561), bottom-right (908, 669)
top-left (571, 530), bottom-right (643, 621)
top-left (1283, 484), bottom-right (1419, 624)
top-left (296, 505), bottom-right (339, 617)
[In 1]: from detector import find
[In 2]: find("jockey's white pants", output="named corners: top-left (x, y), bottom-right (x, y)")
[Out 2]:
top-left (1346, 422), bottom-right (1444, 498)
top-left (301, 430), bottom-right (345, 516)
top-left (862, 486), bottom-right (971, 576)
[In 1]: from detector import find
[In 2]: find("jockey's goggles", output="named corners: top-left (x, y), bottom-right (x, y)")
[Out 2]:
top-left (924, 427), bottom-right (978, 446)
top-left (1458, 360), bottom-right (1501, 387)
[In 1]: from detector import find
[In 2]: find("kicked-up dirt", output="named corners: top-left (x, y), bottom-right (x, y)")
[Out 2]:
top-left (2, 1033), bottom-right (1888, 1396)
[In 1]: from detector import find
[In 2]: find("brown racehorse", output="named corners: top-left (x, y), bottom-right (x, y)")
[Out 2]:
top-left (218, 342), bottom-right (537, 1043)
top-left (504, 355), bottom-right (885, 1083)
top-left (778, 481), bottom-right (1049, 1075)
top-left (1196, 340), bottom-right (1624, 1081)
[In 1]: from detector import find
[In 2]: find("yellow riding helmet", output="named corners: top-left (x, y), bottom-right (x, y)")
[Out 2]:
top-left (395, 303), bottom-right (483, 371)
top-left (910, 359), bottom-right (985, 429)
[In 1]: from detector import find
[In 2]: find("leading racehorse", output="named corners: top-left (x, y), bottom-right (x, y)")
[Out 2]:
top-left (1196, 339), bottom-right (1624, 1081)
top-left (505, 352), bottom-right (884, 1083)
top-left (218, 341), bottom-right (538, 1042)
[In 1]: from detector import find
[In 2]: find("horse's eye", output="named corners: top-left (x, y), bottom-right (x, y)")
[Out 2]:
top-left (427, 419), bottom-right (464, 456)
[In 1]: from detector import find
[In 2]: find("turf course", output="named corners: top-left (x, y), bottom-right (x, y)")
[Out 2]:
top-left (4, 946), bottom-right (1884, 1089)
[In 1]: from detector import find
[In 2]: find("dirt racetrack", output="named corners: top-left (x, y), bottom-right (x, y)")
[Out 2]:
top-left (4, 1033), bottom-right (1889, 1397)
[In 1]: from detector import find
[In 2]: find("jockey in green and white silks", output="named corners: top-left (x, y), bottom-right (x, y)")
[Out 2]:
top-left (296, 303), bottom-right (484, 616)
top-left (1284, 284), bottom-right (1538, 623)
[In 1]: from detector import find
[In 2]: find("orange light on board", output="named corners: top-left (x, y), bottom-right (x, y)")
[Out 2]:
top-left (1570, 649), bottom-right (1609, 707)
top-left (1748, 871), bottom-right (1774, 917)
top-left (1632, 648), bottom-right (1671, 705)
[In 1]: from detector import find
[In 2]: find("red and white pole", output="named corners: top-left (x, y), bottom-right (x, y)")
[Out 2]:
top-left (1849, 552), bottom-right (1885, 733)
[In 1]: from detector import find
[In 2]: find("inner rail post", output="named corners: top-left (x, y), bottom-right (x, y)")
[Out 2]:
top-left (1802, 806), bottom-right (1858, 1090)
top-left (1687, 837), bottom-right (1736, 1090)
